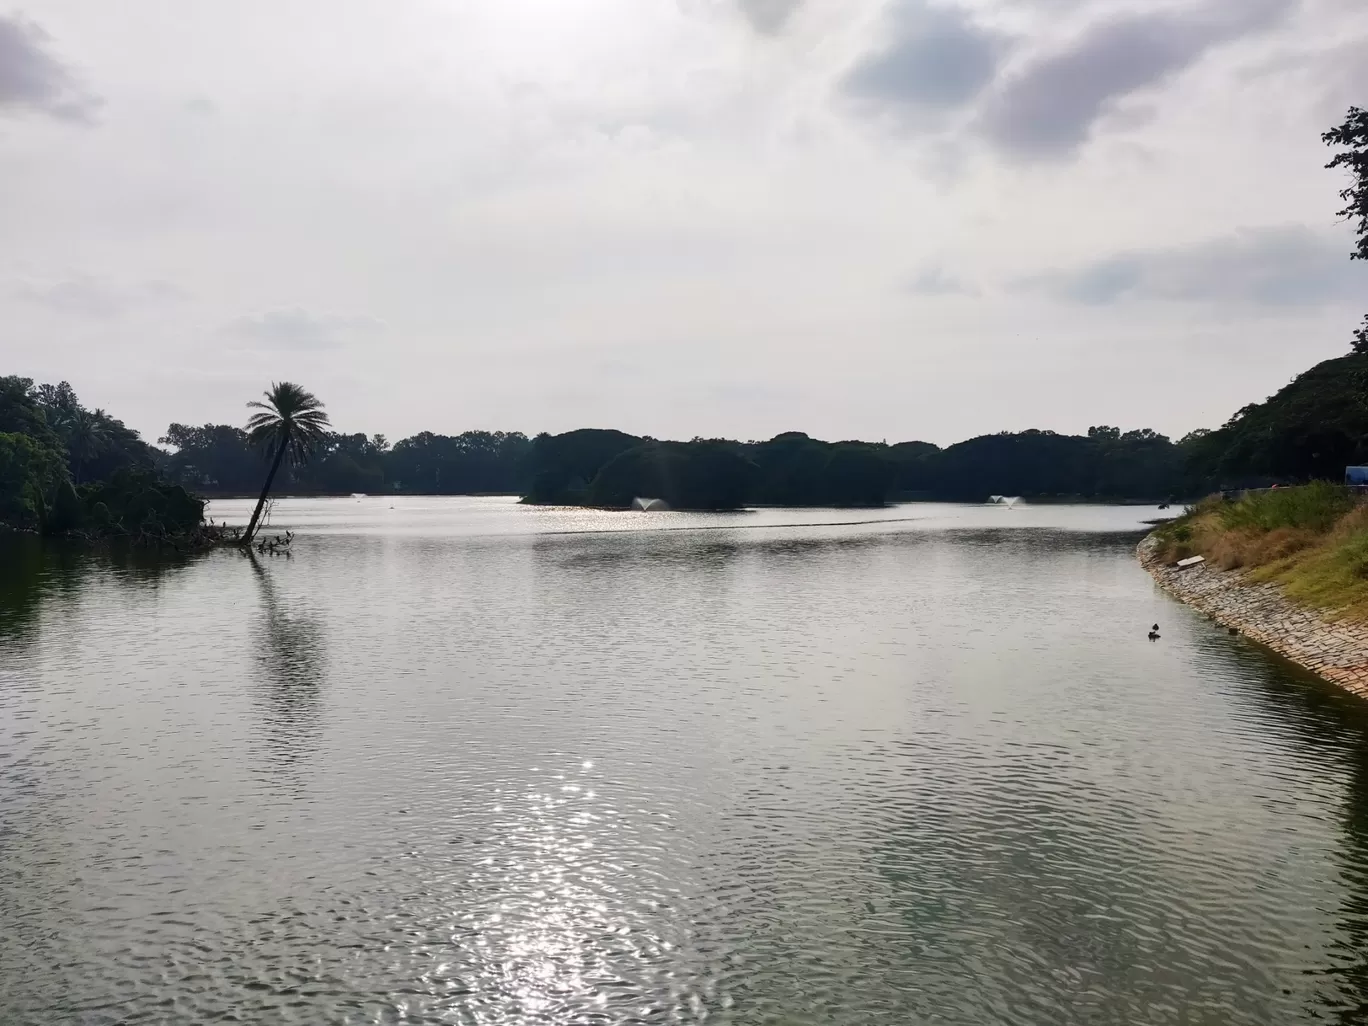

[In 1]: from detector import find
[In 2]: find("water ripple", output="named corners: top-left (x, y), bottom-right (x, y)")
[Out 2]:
top-left (2, 503), bottom-right (1368, 1024)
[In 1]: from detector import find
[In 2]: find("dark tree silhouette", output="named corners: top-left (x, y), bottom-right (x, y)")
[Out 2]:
top-left (1324, 108), bottom-right (1368, 355)
top-left (243, 382), bottom-right (329, 544)
top-left (1353, 314), bottom-right (1368, 356)
top-left (1324, 107), bottom-right (1368, 261)
top-left (63, 408), bottom-right (108, 484)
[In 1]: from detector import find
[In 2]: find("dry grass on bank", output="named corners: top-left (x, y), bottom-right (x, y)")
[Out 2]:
top-left (1153, 483), bottom-right (1368, 621)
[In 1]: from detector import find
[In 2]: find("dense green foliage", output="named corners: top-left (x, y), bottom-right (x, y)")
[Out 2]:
top-left (387, 431), bottom-right (531, 494)
top-left (1184, 352), bottom-right (1368, 485)
top-left (14, 340), bottom-right (1368, 519)
top-left (146, 411), bottom-right (1315, 511)
top-left (160, 424), bottom-right (531, 496)
top-left (523, 429), bottom-right (642, 504)
top-left (2, 377), bottom-right (154, 484)
top-left (925, 427), bottom-right (1185, 503)
top-left (0, 376), bottom-right (204, 540)
top-left (516, 426), bottom-right (1193, 509)
top-left (80, 470), bottom-right (207, 543)
top-left (159, 423), bottom-right (263, 492)
top-left (1325, 106), bottom-right (1368, 264)
top-left (586, 440), bottom-right (757, 510)
top-left (1324, 107), bottom-right (1368, 353)
top-left (0, 431), bottom-right (68, 527)
top-left (9, 355), bottom-right (1368, 518)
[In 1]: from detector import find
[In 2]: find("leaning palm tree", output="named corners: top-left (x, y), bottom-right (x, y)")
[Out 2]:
top-left (242, 382), bottom-right (330, 544)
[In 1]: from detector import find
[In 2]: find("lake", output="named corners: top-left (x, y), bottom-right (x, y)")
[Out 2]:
top-left (3, 497), bottom-right (1367, 1025)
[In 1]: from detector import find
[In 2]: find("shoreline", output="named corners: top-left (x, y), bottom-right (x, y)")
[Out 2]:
top-left (1138, 535), bottom-right (1368, 700)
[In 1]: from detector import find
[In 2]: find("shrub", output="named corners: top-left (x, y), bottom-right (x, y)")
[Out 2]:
top-left (1217, 482), bottom-right (1353, 534)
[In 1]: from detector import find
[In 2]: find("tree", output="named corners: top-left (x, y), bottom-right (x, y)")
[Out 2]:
top-left (586, 440), bottom-right (757, 510)
top-left (1325, 107), bottom-right (1368, 261)
top-left (1325, 108), bottom-right (1368, 354)
top-left (0, 431), bottom-right (68, 528)
top-left (242, 382), bottom-right (330, 544)
top-left (524, 429), bottom-right (641, 504)
top-left (823, 444), bottom-right (892, 506)
top-left (0, 376), bottom-right (59, 443)
top-left (63, 407), bottom-right (109, 484)
top-left (159, 423), bottom-right (259, 491)
top-left (35, 381), bottom-right (79, 420)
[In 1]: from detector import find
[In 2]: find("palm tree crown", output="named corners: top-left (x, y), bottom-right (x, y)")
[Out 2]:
top-left (246, 382), bottom-right (331, 464)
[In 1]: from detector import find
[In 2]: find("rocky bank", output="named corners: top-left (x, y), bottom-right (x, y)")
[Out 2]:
top-left (1138, 535), bottom-right (1368, 700)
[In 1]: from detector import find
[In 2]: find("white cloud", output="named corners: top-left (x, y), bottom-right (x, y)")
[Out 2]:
top-left (0, 14), bottom-right (98, 121)
top-left (13, 274), bottom-right (187, 317)
top-left (0, 0), bottom-right (1363, 447)
top-left (905, 265), bottom-right (977, 297)
top-left (976, 0), bottom-right (1295, 157)
top-left (1017, 225), bottom-right (1365, 306)
top-left (221, 309), bottom-right (385, 352)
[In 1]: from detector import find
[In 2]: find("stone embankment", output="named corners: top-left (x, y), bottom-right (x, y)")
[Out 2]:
top-left (1138, 535), bottom-right (1368, 699)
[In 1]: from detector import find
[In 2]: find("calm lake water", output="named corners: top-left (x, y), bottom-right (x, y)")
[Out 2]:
top-left (3, 497), bottom-right (1368, 1025)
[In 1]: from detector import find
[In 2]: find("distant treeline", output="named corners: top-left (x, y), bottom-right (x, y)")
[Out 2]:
top-left (149, 418), bottom-right (1243, 509)
top-left (522, 427), bottom-right (1196, 509)
top-left (157, 424), bottom-right (532, 496)
top-left (6, 347), bottom-right (1366, 525)
top-left (150, 418), bottom-right (1196, 507)
top-left (518, 349), bottom-right (1368, 507)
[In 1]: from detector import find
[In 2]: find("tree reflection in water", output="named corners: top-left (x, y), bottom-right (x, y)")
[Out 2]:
top-left (1245, 660), bottom-right (1368, 1023)
top-left (0, 535), bottom-right (52, 653)
top-left (0, 534), bottom-right (189, 655)
top-left (248, 553), bottom-right (326, 770)
top-left (1320, 717), bottom-right (1368, 1024)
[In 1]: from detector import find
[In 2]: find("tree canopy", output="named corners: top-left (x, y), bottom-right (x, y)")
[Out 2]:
top-left (1324, 107), bottom-right (1368, 353)
top-left (0, 376), bottom-right (202, 540)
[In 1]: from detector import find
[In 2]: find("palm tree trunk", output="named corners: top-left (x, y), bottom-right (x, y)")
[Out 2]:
top-left (244, 431), bottom-right (290, 544)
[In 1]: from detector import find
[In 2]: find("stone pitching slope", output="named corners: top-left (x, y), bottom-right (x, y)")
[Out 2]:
top-left (1138, 535), bottom-right (1368, 700)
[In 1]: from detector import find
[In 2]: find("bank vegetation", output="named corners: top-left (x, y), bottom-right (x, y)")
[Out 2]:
top-left (1152, 484), bottom-right (1368, 622)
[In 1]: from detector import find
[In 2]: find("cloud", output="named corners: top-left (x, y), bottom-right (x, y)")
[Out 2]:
top-left (0, 15), bottom-right (98, 121)
top-left (14, 274), bottom-right (186, 317)
top-left (1017, 225), bottom-right (1365, 306)
top-left (735, 0), bottom-right (804, 34)
top-left (1238, 35), bottom-right (1368, 122)
top-left (221, 309), bottom-right (385, 351)
top-left (977, 0), bottom-right (1294, 157)
top-left (906, 265), bottom-right (977, 296)
top-left (844, 4), bottom-right (1008, 115)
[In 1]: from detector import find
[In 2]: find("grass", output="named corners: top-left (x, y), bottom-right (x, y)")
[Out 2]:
top-left (1151, 483), bottom-right (1368, 620)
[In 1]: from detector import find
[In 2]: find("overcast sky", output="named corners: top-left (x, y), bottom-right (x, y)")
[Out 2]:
top-left (2, 0), bottom-right (1366, 446)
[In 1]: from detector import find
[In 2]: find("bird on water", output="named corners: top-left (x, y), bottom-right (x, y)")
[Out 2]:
top-left (1148, 624), bottom-right (1161, 641)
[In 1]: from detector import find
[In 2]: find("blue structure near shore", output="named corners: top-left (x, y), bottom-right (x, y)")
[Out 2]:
top-left (1346, 466), bottom-right (1368, 487)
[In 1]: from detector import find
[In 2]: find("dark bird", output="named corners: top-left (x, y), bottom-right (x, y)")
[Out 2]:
top-left (1148, 628), bottom-right (1161, 641)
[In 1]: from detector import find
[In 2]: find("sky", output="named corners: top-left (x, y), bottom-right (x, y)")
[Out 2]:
top-left (1, 0), bottom-right (1366, 447)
